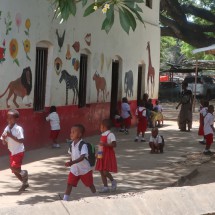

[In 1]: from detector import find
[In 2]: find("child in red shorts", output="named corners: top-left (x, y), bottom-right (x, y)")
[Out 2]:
top-left (203, 105), bottom-right (215, 155)
top-left (46, 106), bottom-right (61, 148)
top-left (134, 100), bottom-right (147, 142)
top-left (1, 109), bottom-right (29, 191)
top-left (63, 124), bottom-right (96, 201)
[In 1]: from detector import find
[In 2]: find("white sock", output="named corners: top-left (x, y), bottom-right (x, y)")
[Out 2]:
top-left (135, 136), bottom-right (138, 139)
top-left (63, 195), bottom-right (69, 201)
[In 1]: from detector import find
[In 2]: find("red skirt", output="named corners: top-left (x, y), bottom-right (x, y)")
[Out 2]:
top-left (137, 117), bottom-right (147, 133)
top-left (198, 115), bottom-right (204, 136)
top-left (95, 147), bottom-right (117, 173)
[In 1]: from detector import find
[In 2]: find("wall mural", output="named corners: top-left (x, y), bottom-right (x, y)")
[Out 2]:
top-left (84, 33), bottom-right (91, 46)
top-left (56, 29), bottom-right (65, 52)
top-left (146, 41), bottom-right (155, 97)
top-left (93, 71), bottom-right (108, 103)
top-left (124, 70), bottom-right (133, 97)
top-left (54, 57), bottom-right (62, 75)
top-left (9, 39), bottom-right (19, 66)
top-left (59, 70), bottom-right (79, 105)
top-left (5, 12), bottom-right (12, 35)
top-left (24, 18), bottom-right (31, 36)
top-left (15, 13), bottom-right (22, 33)
top-left (72, 58), bottom-right (80, 71)
top-left (23, 39), bottom-right (31, 61)
top-left (0, 39), bottom-right (6, 63)
top-left (0, 66), bottom-right (32, 108)
top-left (66, 44), bottom-right (71, 60)
top-left (72, 41), bottom-right (80, 53)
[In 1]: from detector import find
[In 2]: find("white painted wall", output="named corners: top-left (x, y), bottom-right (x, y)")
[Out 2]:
top-left (0, 0), bottom-right (160, 109)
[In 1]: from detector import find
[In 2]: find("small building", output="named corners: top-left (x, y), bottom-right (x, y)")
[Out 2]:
top-left (0, 0), bottom-right (160, 154)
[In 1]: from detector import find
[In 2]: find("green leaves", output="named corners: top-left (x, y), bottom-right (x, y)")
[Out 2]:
top-left (51, 0), bottom-right (144, 34)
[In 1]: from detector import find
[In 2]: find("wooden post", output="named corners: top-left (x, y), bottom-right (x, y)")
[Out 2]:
top-left (193, 59), bottom-right (198, 112)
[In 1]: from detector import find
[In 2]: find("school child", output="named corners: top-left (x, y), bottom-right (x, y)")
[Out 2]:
top-left (63, 124), bottom-right (96, 201)
top-left (134, 100), bottom-right (147, 142)
top-left (149, 127), bottom-right (164, 153)
top-left (95, 119), bottom-right (117, 193)
top-left (154, 100), bottom-right (162, 113)
top-left (0, 109), bottom-right (29, 191)
top-left (203, 105), bottom-right (215, 155)
top-left (46, 106), bottom-right (61, 148)
top-left (198, 100), bottom-right (209, 144)
top-left (121, 97), bottom-right (132, 134)
top-left (112, 109), bottom-right (123, 130)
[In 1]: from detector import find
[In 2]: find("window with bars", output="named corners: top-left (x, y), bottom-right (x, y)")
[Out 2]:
top-left (78, 54), bottom-right (88, 108)
top-left (33, 47), bottom-right (48, 111)
top-left (146, 0), bottom-right (152, 9)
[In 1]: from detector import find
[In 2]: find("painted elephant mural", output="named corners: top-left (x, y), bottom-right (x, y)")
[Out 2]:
top-left (124, 70), bottom-right (133, 97)
top-left (0, 66), bottom-right (32, 108)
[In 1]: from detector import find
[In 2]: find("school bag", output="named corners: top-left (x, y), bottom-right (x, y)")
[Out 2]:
top-left (160, 135), bottom-right (165, 145)
top-left (67, 140), bottom-right (96, 167)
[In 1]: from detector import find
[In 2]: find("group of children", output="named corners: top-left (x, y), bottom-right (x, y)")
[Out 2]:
top-left (198, 100), bottom-right (215, 155)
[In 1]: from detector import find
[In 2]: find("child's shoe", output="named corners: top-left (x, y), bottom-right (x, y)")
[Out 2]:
top-left (203, 150), bottom-right (213, 155)
top-left (111, 180), bottom-right (117, 191)
top-left (124, 130), bottom-right (129, 135)
top-left (134, 137), bottom-right (138, 142)
top-left (99, 187), bottom-right (110, 193)
top-left (19, 183), bottom-right (29, 192)
top-left (141, 138), bottom-right (145, 142)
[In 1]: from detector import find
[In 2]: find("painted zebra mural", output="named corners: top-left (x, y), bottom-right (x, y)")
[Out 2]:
top-left (59, 70), bottom-right (79, 105)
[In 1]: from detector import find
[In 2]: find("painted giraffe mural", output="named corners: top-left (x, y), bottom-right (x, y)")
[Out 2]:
top-left (146, 41), bottom-right (155, 97)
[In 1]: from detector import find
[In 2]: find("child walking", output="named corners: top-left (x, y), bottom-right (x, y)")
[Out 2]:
top-left (95, 119), bottom-right (117, 193)
top-left (203, 105), bottom-right (215, 155)
top-left (63, 124), bottom-right (96, 201)
top-left (198, 100), bottom-right (209, 144)
top-left (134, 100), bottom-right (147, 142)
top-left (121, 97), bottom-right (132, 134)
top-left (149, 127), bottom-right (164, 153)
top-left (0, 109), bottom-right (29, 191)
top-left (46, 106), bottom-right (61, 148)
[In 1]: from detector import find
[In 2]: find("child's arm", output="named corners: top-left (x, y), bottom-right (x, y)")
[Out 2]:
top-left (65, 154), bottom-right (85, 167)
top-left (6, 132), bottom-right (24, 144)
top-left (210, 125), bottom-right (215, 133)
top-left (101, 141), bottom-right (116, 148)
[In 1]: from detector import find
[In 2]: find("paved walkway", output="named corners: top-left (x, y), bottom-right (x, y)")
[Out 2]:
top-left (1, 116), bottom-right (215, 214)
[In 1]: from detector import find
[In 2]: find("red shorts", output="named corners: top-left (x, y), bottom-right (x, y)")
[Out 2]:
top-left (205, 133), bottom-right (213, 146)
top-left (50, 130), bottom-right (60, 140)
top-left (124, 117), bottom-right (131, 128)
top-left (67, 170), bottom-right (93, 187)
top-left (10, 152), bottom-right (24, 169)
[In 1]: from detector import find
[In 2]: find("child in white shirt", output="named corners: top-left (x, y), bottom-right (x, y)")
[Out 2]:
top-left (1, 109), bottom-right (29, 191)
top-left (149, 127), bottom-right (164, 153)
top-left (203, 105), bottom-right (215, 155)
top-left (121, 97), bottom-right (132, 134)
top-left (46, 106), bottom-right (61, 148)
top-left (63, 124), bottom-right (96, 201)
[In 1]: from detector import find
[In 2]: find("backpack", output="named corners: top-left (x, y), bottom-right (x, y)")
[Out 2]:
top-left (160, 135), bottom-right (165, 145)
top-left (79, 141), bottom-right (96, 167)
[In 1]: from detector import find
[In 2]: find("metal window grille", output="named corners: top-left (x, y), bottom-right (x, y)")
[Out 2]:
top-left (146, 0), bottom-right (152, 8)
top-left (33, 47), bottom-right (48, 111)
top-left (78, 54), bottom-right (88, 108)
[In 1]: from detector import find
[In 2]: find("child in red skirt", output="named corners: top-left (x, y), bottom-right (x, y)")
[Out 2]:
top-left (203, 105), bottom-right (215, 155)
top-left (46, 106), bottom-right (61, 148)
top-left (121, 97), bottom-right (132, 134)
top-left (134, 100), bottom-right (147, 142)
top-left (95, 119), bottom-right (117, 193)
top-left (198, 100), bottom-right (209, 144)
top-left (1, 109), bottom-right (29, 191)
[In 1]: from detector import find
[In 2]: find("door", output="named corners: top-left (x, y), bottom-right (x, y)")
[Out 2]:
top-left (110, 61), bottom-right (119, 119)
top-left (34, 47), bottom-right (48, 111)
top-left (137, 65), bottom-right (143, 106)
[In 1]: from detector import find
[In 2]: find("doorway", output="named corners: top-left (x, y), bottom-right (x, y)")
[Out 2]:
top-left (137, 64), bottom-right (145, 106)
top-left (110, 60), bottom-right (119, 119)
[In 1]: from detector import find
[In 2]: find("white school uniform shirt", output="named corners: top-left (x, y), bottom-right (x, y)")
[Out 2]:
top-left (149, 135), bottom-right (163, 144)
top-left (101, 130), bottom-right (116, 144)
top-left (0, 124), bottom-right (25, 155)
top-left (154, 105), bottom-right (162, 112)
top-left (70, 139), bottom-right (92, 176)
top-left (135, 107), bottom-right (146, 117)
top-left (200, 107), bottom-right (208, 117)
top-left (204, 113), bottom-right (214, 135)
top-left (121, 103), bottom-right (130, 119)
top-left (46, 112), bottom-right (60, 130)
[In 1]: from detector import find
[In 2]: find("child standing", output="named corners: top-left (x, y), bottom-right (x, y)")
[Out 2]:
top-left (121, 97), bottom-right (132, 134)
top-left (0, 109), bottom-right (29, 191)
top-left (198, 100), bottom-right (209, 144)
top-left (134, 100), bottom-right (147, 142)
top-left (149, 127), bottom-right (164, 153)
top-left (203, 105), bottom-right (215, 155)
top-left (95, 119), bottom-right (117, 193)
top-left (154, 100), bottom-right (162, 113)
top-left (63, 124), bottom-right (96, 201)
top-left (46, 106), bottom-right (61, 148)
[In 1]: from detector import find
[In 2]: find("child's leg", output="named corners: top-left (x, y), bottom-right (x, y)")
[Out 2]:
top-left (89, 184), bottom-right (96, 193)
top-left (63, 184), bottom-right (73, 201)
top-left (141, 132), bottom-right (145, 142)
top-left (134, 131), bottom-right (140, 141)
top-left (100, 171), bottom-right (108, 187)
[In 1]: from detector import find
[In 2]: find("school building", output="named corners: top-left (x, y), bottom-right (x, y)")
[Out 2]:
top-left (0, 0), bottom-right (160, 155)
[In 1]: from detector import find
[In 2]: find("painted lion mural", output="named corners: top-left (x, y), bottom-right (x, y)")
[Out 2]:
top-left (0, 66), bottom-right (32, 108)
